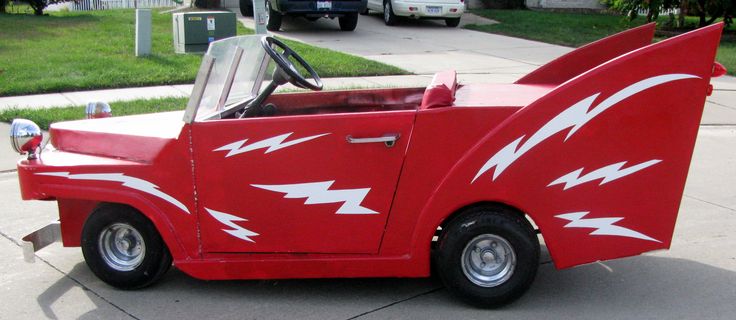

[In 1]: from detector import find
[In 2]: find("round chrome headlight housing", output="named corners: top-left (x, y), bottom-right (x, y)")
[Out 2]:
top-left (10, 119), bottom-right (43, 159)
top-left (86, 101), bottom-right (112, 119)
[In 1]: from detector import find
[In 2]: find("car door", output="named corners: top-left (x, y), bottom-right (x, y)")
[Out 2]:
top-left (191, 110), bottom-right (415, 254)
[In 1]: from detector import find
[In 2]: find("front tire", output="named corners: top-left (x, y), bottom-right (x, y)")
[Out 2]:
top-left (383, 0), bottom-right (399, 26)
top-left (435, 205), bottom-right (540, 308)
top-left (81, 204), bottom-right (172, 289)
top-left (339, 13), bottom-right (359, 31)
top-left (266, 1), bottom-right (282, 31)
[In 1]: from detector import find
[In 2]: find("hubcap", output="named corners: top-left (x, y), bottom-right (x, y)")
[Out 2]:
top-left (98, 223), bottom-right (145, 272)
top-left (384, 3), bottom-right (390, 22)
top-left (461, 234), bottom-right (516, 287)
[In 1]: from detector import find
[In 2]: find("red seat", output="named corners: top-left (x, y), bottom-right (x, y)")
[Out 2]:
top-left (420, 70), bottom-right (457, 109)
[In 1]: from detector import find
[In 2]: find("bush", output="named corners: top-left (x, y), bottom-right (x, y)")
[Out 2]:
top-left (603, 0), bottom-right (734, 27)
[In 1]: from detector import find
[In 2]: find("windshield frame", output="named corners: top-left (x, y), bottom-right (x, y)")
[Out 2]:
top-left (183, 35), bottom-right (271, 123)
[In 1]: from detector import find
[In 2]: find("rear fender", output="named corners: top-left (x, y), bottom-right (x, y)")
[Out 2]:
top-left (416, 23), bottom-right (723, 269)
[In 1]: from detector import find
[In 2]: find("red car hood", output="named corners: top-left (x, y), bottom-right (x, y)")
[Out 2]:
top-left (49, 111), bottom-right (186, 163)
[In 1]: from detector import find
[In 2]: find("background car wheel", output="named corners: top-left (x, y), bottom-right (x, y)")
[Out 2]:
top-left (360, 8), bottom-right (369, 15)
top-left (266, 1), bottom-right (282, 31)
top-left (383, 1), bottom-right (399, 26)
top-left (81, 203), bottom-right (172, 289)
top-left (435, 205), bottom-right (540, 308)
top-left (239, 0), bottom-right (254, 17)
top-left (445, 17), bottom-right (460, 27)
top-left (339, 13), bottom-right (359, 31)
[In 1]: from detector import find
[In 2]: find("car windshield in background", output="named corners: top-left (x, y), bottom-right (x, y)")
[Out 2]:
top-left (196, 36), bottom-right (272, 120)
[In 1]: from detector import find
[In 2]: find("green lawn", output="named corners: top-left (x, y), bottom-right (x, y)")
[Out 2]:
top-left (467, 9), bottom-right (735, 75)
top-left (0, 9), bottom-right (406, 97)
top-left (0, 97), bottom-right (188, 130)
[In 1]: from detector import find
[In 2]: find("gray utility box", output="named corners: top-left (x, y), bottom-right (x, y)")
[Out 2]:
top-left (173, 11), bottom-right (236, 54)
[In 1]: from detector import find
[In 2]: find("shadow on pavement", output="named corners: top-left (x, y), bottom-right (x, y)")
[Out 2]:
top-left (36, 255), bottom-right (736, 319)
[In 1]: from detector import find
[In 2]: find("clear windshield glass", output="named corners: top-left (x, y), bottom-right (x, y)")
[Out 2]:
top-left (192, 36), bottom-right (271, 121)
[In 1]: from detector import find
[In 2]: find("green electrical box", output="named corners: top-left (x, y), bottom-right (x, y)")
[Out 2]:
top-left (173, 11), bottom-right (237, 54)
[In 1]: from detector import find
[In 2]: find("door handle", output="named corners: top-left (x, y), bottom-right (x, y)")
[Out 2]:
top-left (346, 133), bottom-right (400, 147)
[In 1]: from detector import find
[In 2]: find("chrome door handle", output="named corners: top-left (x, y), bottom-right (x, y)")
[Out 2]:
top-left (346, 133), bottom-right (400, 147)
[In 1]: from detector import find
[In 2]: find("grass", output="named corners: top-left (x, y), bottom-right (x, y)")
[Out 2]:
top-left (0, 9), bottom-right (406, 97)
top-left (0, 97), bottom-right (188, 130)
top-left (467, 9), bottom-right (736, 75)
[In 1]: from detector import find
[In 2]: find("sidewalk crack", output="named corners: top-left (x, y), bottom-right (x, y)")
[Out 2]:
top-left (0, 230), bottom-right (141, 320)
top-left (345, 287), bottom-right (443, 320)
top-left (684, 194), bottom-right (736, 214)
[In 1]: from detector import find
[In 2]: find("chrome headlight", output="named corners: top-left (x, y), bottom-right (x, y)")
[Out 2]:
top-left (10, 119), bottom-right (43, 159)
top-left (86, 101), bottom-right (112, 119)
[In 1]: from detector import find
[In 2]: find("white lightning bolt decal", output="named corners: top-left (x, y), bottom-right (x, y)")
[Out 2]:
top-left (556, 212), bottom-right (660, 242)
top-left (36, 172), bottom-right (190, 214)
top-left (472, 74), bottom-right (699, 182)
top-left (214, 132), bottom-right (329, 157)
top-left (206, 208), bottom-right (259, 243)
top-left (549, 159), bottom-right (662, 190)
top-left (251, 181), bottom-right (377, 214)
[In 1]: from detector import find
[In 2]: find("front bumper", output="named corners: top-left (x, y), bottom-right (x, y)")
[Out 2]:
top-left (21, 221), bottom-right (61, 263)
top-left (392, 1), bottom-right (464, 19)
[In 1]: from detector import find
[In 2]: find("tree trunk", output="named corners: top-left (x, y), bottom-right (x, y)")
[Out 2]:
top-left (678, 0), bottom-right (687, 28)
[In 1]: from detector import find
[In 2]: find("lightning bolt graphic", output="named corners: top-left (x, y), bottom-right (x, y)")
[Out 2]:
top-left (214, 132), bottom-right (329, 157)
top-left (36, 172), bottom-right (190, 214)
top-left (251, 181), bottom-right (378, 214)
top-left (549, 159), bottom-right (662, 190)
top-left (556, 212), bottom-right (660, 242)
top-left (206, 208), bottom-right (259, 243)
top-left (472, 74), bottom-right (699, 183)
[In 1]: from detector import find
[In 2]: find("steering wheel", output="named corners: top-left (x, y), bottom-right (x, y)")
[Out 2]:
top-left (261, 36), bottom-right (323, 91)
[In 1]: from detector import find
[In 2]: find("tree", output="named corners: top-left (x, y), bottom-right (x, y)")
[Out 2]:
top-left (27, 0), bottom-right (73, 15)
top-left (604, 0), bottom-right (734, 27)
top-left (1, 0), bottom-right (8, 14)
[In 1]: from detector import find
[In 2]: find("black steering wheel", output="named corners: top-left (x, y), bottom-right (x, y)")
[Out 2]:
top-left (261, 36), bottom-right (323, 91)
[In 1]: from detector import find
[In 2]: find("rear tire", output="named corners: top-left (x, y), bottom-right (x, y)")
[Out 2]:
top-left (81, 204), bottom-right (172, 289)
top-left (445, 17), bottom-right (460, 27)
top-left (339, 13), bottom-right (359, 31)
top-left (239, 0), bottom-right (254, 17)
top-left (266, 1), bottom-right (282, 31)
top-left (383, 1), bottom-right (399, 26)
top-left (435, 205), bottom-right (539, 308)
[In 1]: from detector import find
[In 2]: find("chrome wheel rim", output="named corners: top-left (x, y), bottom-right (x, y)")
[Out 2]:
top-left (98, 223), bottom-right (145, 272)
top-left (461, 234), bottom-right (516, 287)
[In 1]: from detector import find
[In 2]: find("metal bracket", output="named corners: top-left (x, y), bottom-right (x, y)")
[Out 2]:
top-left (21, 221), bottom-right (61, 263)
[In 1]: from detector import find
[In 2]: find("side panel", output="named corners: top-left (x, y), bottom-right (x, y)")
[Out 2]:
top-left (412, 24), bottom-right (723, 269)
top-left (515, 23), bottom-right (655, 85)
top-left (192, 111), bottom-right (415, 254)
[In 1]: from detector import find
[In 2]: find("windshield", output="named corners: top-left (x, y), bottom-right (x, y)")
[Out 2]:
top-left (185, 36), bottom-right (272, 121)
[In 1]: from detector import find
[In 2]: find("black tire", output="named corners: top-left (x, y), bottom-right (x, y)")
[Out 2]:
top-left (339, 13), bottom-right (359, 31)
top-left (239, 0), bottom-right (254, 17)
top-left (360, 8), bottom-right (369, 15)
top-left (445, 17), bottom-right (460, 28)
top-left (435, 205), bottom-right (540, 308)
top-left (383, 0), bottom-right (399, 26)
top-left (81, 204), bottom-right (172, 289)
top-left (266, 1), bottom-right (282, 31)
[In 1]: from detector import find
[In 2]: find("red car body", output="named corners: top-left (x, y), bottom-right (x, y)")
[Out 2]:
top-left (16, 23), bottom-right (724, 303)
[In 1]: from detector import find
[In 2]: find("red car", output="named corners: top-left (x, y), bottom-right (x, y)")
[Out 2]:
top-left (11, 23), bottom-right (725, 307)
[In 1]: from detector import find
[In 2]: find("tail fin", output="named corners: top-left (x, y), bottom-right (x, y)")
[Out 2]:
top-left (516, 23), bottom-right (656, 85)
